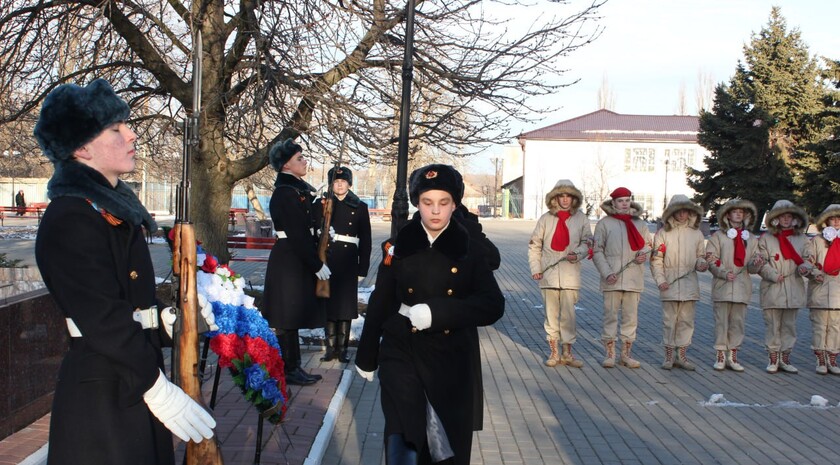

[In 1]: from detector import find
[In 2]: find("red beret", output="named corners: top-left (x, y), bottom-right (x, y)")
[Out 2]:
top-left (610, 187), bottom-right (632, 199)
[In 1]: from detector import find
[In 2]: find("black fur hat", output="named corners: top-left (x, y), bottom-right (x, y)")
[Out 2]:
top-left (34, 79), bottom-right (130, 163)
top-left (328, 166), bottom-right (353, 186)
top-left (408, 164), bottom-right (464, 206)
top-left (268, 138), bottom-right (303, 171)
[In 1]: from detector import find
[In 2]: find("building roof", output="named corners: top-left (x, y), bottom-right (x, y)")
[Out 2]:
top-left (519, 109), bottom-right (699, 142)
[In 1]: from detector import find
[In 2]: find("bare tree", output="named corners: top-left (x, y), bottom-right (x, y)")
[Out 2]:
top-left (597, 72), bottom-right (615, 110)
top-left (0, 0), bottom-right (605, 258)
top-left (676, 81), bottom-right (687, 115)
top-left (695, 69), bottom-right (715, 113)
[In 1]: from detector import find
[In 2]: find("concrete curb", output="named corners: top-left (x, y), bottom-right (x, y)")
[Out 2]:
top-left (303, 369), bottom-right (352, 465)
top-left (19, 443), bottom-right (47, 465)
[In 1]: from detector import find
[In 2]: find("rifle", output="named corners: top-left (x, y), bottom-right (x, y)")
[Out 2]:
top-left (172, 32), bottom-right (225, 464)
top-left (315, 163), bottom-right (337, 298)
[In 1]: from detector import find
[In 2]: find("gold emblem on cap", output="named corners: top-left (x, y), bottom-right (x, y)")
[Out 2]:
top-left (425, 170), bottom-right (438, 179)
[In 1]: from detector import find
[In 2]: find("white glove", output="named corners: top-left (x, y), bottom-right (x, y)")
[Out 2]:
top-left (407, 303), bottom-right (432, 331)
top-left (197, 294), bottom-right (219, 332)
top-left (143, 369), bottom-right (216, 442)
top-left (161, 307), bottom-right (177, 339)
top-left (355, 365), bottom-right (374, 382)
top-left (317, 226), bottom-right (336, 240)
top-left (315, 263), bottom-right (332, 280)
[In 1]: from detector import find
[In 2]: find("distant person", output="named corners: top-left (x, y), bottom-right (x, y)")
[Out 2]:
top-left (528, 179), bottom-right (590, 368)
top-left (705, 199), bottom-right (763, 372)
top-left (318, 166), bottom-right (372, 363)
top-left (592, 187), bottom-right (652, 368)
top-left (33, 79), bottom-right (215, 464)
top-left (650, 195), bottom-right (707, 370)
top-left (15, 189), bottom-right (25, 215)
top-left (804, 204), bottom-right (840, 375)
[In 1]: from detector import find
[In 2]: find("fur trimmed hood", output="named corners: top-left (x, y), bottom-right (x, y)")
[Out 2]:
top-left (815, 204), bottom-right (840, 232)
top-left (764, 199), bottom-right (808, 234)
top-left (717, 199), bottom-right (758, 230)
top-left (600, 198), bottom-right (644, 218)
top-left (661, 195), bottom-right (703, 231)
top-left (544, 179), bottom-right (582, 214)
top-left (394, 216), bottom-right (469, 261)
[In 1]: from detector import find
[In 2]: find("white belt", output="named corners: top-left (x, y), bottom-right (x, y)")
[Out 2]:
top-left (334, 234), bottom-right (360, 245)
top-left (275, 228), bottom-right (315, 239)
top-left (66, 306), bottom-right (159, 338)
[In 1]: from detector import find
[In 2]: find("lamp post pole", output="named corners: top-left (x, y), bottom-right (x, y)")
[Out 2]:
top-left (662, 156), bottom-right (669, 214)
top-left (390, 0), bottom-right (416, 238)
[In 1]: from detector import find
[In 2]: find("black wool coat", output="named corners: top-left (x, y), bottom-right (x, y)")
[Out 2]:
top-left (356, 217), bottom-right (505, 465)
top-left (36, 196), bottom-right (173, 465)
top-left (261, 173), bottom-right (326, 330)
top-left (320, 191), bottom-right (372, 320)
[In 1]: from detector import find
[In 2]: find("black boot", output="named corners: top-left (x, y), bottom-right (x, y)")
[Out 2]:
top-left (337, 320), bottom-right (352, 363)
top-left (290, 330), bottom-right (322, 382)
top-left (278, 330), bottom-right (315, 386)
top-left (385, 434), bottom-right (418, 465)
top-left (320, 321), bottom-right (338, 362)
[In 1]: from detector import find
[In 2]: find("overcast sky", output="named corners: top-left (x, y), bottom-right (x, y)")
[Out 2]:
top-left (471, 0), bottom-right (840, 171)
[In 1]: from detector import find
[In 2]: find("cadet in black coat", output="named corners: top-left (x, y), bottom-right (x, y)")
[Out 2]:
top-left (318, 167), bottom-right (372, 363)
top-left (260, 139), bottom-right (328, 386)
top-left (33, 79), bottom-right (215, 465)
top-left (356, 164), bottom-right (505, 465)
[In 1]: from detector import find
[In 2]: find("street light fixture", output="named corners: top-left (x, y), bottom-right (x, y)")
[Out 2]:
top-left (662, 154), bottom-right (670, 213)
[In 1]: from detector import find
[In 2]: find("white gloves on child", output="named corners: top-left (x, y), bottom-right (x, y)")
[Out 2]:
top-left (315, 264), bottom-right (332, 280)
top-left (161, 295), bottom-right (219, 339)
top-left (143, 370), bottom-right (216, 442)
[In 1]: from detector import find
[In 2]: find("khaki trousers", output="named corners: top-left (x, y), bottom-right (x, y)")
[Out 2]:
top-left (809, 309), bottom-right (840, 352)
top-left (602, 291), bottom-right (640, 343)
top-left (762, 308), bottom-right (798, 352)
top-left (712, 302), bottom-right (746, 350)
top-left (542, 288), bottom-right (578, 344)
top-left (661, 301), bottom-right (696, 348)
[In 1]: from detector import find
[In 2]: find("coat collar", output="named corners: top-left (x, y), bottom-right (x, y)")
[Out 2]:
top-left (394, 216), bottom-right (469, 261)
top-left (275, 172), bottom-right (316, 193)
top-left (335, 190), bottom-right (361, 208)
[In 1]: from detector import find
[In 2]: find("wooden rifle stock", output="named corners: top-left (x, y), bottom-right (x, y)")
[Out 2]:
top-left (316, 195), bottom-right (333, 298)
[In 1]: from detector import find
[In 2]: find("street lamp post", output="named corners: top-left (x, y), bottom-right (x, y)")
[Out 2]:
top-left (390, 0), bottom-right (416, 238)
top-left (662, 155), bottom-right (669, 214)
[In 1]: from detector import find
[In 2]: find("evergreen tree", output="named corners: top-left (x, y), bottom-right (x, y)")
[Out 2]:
top-left (689, 7), bottom-right (824, 229)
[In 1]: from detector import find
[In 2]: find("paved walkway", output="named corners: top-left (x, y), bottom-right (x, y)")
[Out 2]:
top-left (2, 219), bottom-right (840, 464)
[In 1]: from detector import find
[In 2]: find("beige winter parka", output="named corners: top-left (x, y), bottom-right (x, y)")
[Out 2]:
top-left (805, 204), bottom-right (840, 310)
top-left (650, 195), bottom-right (706, 302)
top-left (528, 180), bottom-right (592, 290)
top-left (593, 199), bottom-right (652, 292)
top-left (756, 200), bottom-right (810, 310)
top-left (706, 199), bottom-right (761, 304)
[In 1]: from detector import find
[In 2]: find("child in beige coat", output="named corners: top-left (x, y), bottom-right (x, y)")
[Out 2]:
top-left (804, 204), bottom-right (840, 375)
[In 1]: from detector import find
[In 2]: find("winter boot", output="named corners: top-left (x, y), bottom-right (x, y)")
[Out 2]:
top-left (661, 346), bottom-right (674, 370)
top-left (545, 339), bottom-right (560, 367)
top-left (765, 351), bottom-right (779, 374)
top-left (726, 348), bottom-right (745, 372)
top-left (279, 330), bottom-right (316, 386)
top-left (619, 341), bottom-right (641, 368)
top-left (337, 320), bottom-right (352, 363)
top-left (320, 321), bottom-right (338, 362)
top-left (674, 346), bottom-right (696, 371)
top-left (827, 352), bottom-right (840, 375)
top-left (815, 350), bottom-right (828, 375)
top-left (602, 340), bottom-right (616, 368)
top-left (713, 350), bottom-right (726, 371)
top-left (560, 343), bottom-right (584, 368)
top-left (778, 350), bottom-right (798, 374)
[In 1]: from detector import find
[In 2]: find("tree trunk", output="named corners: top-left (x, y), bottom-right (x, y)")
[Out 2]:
top-left (245, 183), bottom-right (267, 221)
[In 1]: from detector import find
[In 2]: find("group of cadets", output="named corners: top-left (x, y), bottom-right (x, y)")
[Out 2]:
top-left (530, 179), bottom-right (840, 376)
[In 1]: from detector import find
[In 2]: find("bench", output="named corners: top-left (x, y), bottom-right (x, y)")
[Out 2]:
top-left (369, 208), bottom-right (391, 222)
top-left (227, 235), bottom-right (274, 262)
top-left (0, 203), bottom-right (48, 226)
top-left (229, 208), bottom-right (249, 230)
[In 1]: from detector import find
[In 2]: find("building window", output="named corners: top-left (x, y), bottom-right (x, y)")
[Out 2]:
top-left (633, 193), bottom-right (654, 219)
top-left (624, 148), bottom-right (656, 172)
top-left (666, 148), bottom-right (695, 172)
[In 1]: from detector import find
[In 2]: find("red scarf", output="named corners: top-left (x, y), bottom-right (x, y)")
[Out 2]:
top-left (612, 214), bottom-right (645, 251)
top-left (551, 211), bottom-right (571, 251)
top-left (824, 239), bottom-right (840, 276)
top-left (733, 228), bottom-right (745, 267)
top-left (776, 229), bottom-right (803, 265)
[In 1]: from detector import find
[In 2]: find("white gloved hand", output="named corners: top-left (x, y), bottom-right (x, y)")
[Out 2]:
top-left (143, 369), bottom-right (216, 443)
top-left (197, 294), bottom-right (219, 332)
top-left (315, 263), bottom-right (332, 280)
top-left (161, 307), bottom-right (177, 339)
top-left (329, 226), bottom-right (336, 240)
top-left (407, 303), bottom-right (432, 331)
top-left (355, 365), bottom-right (374, 382)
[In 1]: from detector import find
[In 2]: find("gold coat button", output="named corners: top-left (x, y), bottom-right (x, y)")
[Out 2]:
top-left (447, 289), bottom-right (453, 296)
top-left (451, 267), bottom-right (458, 273)
top-left (408, 288), bottom-right (414, 294)
top-left (411, 327), bottom-right (418, 333)
top-left (129, 271), bottom-right (138, 280)
top-left (444, 329), bottom-right (450, 335)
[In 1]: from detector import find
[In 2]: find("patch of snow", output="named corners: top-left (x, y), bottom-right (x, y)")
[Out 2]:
top-left (701, 393), bottom-right (836, 409)
top-left (810, 395), bottom-right (829, 407)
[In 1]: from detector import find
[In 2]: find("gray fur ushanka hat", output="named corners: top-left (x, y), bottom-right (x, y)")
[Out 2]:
top-left (269, 138), bottom-right (303, 171)
top-left (33, 79), bottom-right (130, 163)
